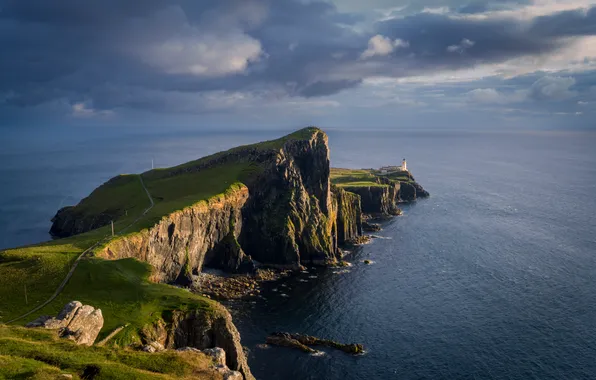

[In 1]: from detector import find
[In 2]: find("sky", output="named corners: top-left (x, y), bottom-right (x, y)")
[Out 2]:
top-left (1, 0), bottom-right (596, 131)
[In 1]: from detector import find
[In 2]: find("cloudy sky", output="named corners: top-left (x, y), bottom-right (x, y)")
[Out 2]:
top-left (1, 0), bottom-right (595, 130)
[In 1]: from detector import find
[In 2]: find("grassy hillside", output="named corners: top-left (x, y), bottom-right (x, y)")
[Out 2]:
top-left (330, 168), bottom-right (388, 188)
top-left (0, 325), bottom-right (220, 379)
top-left (330, 167), bottom-right (415, 188)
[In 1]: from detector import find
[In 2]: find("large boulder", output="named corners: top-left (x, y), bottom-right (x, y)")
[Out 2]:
top-left (26, 301), bottom-right (104, 346)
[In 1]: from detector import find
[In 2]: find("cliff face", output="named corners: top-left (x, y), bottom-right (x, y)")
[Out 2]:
top-left (51, 206), bottom-right (114, 238)
top-left (141, 304), bottom-right (254, 380)
top-left (101, 186), bottom-right (251, 283)
top-left (50, 175), bottom-right (137, 238)
top-left (342, 180), bottom-right (400, 215)
top-left (239, 131), bottom-right (337, 267)
top-left (398, 181), bottom-right (430, 202)
top-left (332, 186), bottom-right (362, 245)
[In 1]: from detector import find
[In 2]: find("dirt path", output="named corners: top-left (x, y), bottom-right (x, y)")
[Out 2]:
top-left (6, 175), bottom-right (154, 324)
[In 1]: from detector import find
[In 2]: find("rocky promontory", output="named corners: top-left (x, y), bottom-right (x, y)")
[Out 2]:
top-left (42, 127), bottom-right (428, 379)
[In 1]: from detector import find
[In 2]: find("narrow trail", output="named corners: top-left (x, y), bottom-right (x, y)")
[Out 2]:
top-left (6, 175), bottom-right (155, 325)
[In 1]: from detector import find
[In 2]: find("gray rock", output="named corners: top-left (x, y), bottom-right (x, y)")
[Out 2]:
top-left (203, 347), bottom-right (226, 367)
top-left (216, 366), bottom-right (243, 380)
top-left (27, 301), bottom-right (103, 346)
top-left (142, 345), bottom-right (157, 353)
top-left (60, 305), bottom-right (103, 346)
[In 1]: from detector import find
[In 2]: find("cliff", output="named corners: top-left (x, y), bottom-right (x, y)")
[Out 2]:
top-left (342, 177), bottom-right (401, 215)
top-left (399, 180), bottom-right (430, 201)
top-left (140, 303), bottom-right (253, 380)
top-left (51, 128), bottom-right (346, 280)
top-left (101, 185), bottom-right (252, 284)
top-left (332, 185), bottom-right (362, 245)
top-left (330, 168), bottom-right (429, 217)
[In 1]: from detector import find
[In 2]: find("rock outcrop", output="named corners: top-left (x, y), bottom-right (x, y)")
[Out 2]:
top-left (141, 303), bottom-right (254, 380)
top-left (332, 185), bottom-right (362, 245)
top-left (266, 332), bottom-right (364, 355)
top-left (342, 181), bottom-right (401, 215)
top-left (26, 301), bottom-right (104, 346)
top-left (398, 180), bottom-right (430, 202)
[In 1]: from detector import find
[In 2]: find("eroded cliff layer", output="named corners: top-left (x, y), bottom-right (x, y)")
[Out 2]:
top-left (101, 185), bottom-right (251, 284)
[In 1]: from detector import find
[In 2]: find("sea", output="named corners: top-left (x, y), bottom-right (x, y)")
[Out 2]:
top-left (1, 128), bottom-right (595, 379)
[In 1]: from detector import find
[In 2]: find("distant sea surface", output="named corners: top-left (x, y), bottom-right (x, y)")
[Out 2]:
top-left (2, 129), bottom-right (596, 379)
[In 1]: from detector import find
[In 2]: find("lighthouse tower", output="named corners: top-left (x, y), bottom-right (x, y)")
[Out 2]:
top-left (400, 158), bottom-right (407, 171)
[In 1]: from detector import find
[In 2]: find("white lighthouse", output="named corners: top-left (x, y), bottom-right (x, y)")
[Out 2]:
top-left (400, 158), bottom-right (407, 171)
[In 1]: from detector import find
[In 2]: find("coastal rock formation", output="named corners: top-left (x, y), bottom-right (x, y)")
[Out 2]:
top-left (239, 130), bottom-right (337, 267)
top-left (332, 185), bottom-right (362, 245)
top-left (50, 128), bottom-right (429, 276)
top-left (398, 181), bottom-right (430, 202)
top-left (141, 304), bottom-right (254, 380)
top-left (49, 175), bottom-right (133, 238)
top-left (101, 186), bottom-right (251, 283)
top-left (26, 301), bottom-right (104, 346)
top-left (362, 221), bottom-right (381, 232)
top-left (266, 332), bottom-right (364, 355)
top-left (52, 128), bottom-right (348, 277)
top-left (342, 180), bottom-right (401, 215)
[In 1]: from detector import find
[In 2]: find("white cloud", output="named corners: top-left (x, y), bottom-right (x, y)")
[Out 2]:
top-left (127, 6), bottom-right (265, 78)
top-left (361, 34), bottom-right (409, 59)
top-left (421, 6), bottom-right (450, 14)
top-left (455, 0), bottom-right (596, 21)
top-left (529, 76), bottom-right (577, 100)
top-left (141, 33), bottom-right (263, 77)
top-left (447, 39), bottom-right (475, 54)
top-left (71, 102), bottom-right (113, 118)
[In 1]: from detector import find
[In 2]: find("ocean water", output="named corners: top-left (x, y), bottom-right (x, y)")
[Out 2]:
top-left (2, 129), bottom-right (596, 379)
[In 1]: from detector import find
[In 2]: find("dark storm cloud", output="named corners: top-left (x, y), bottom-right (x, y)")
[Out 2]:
top-left (0, 0), bottom-right (595, 115)
top-left (529, 6), bottom-right (596, 37)
top-left (456, 0), bottom-right (532, 14)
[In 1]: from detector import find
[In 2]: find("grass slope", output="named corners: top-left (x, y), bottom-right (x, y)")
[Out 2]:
top-left (330, 168), bottom-right (388, 188)
top-left (0, 326), bottom-right (220, 380)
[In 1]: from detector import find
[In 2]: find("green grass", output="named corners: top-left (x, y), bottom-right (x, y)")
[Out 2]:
top-left (137, 162), bottom-right (258, 230)
top-left (0, 326), bottom-right (220, 380)
top-left (0, 240), bottom-right (88, 324)
top-left (377, 171), bottom-right (413, 183)
top-left (30, 257), bottom-right (219, 346)
top-left (66, 175), bottom-right (148, 221)
top-left (330, 168), bottom-right (388, 188)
